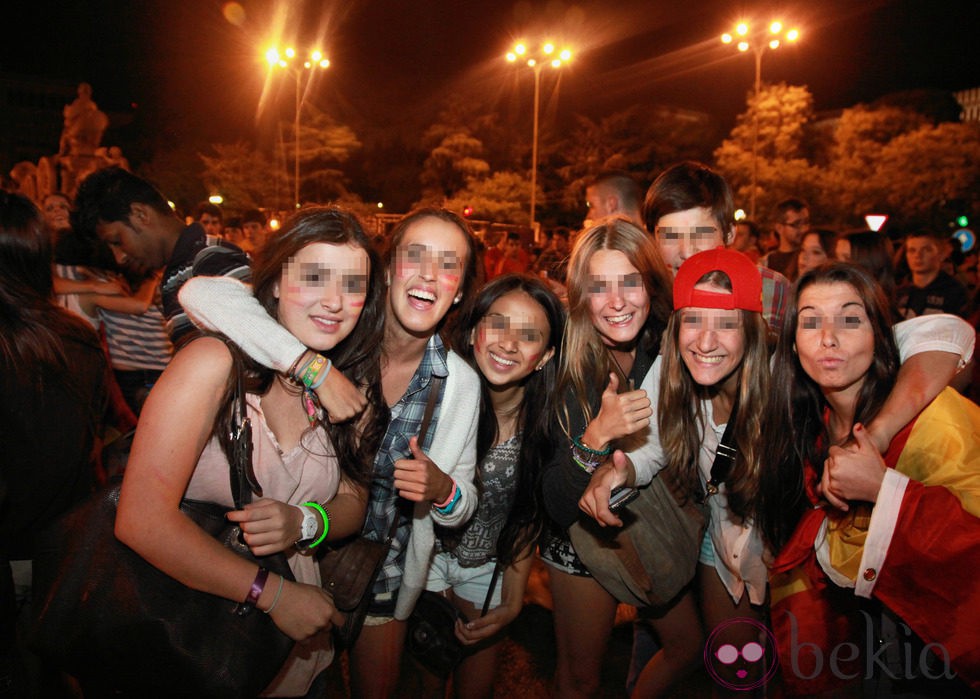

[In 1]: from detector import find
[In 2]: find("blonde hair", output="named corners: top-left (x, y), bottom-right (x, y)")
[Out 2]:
top-left (558, 218), bottom-right (672, 433)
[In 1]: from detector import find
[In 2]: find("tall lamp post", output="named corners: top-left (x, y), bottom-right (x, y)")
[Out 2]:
top-left (506, 41), bottom-right (571, 228)
top-left (266, 47), bottom-right (330, 209)
top-left (721, 21), bottom-right (799, 219)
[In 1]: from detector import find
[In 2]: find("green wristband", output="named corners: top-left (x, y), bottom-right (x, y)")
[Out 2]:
top-left (302, 501), bottom-right (330, 548)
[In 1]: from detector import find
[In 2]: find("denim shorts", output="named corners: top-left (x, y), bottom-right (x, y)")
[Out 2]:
top-left (425, 551), bottom-right (502, 609)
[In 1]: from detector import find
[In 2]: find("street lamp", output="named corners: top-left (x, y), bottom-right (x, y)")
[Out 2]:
top-left (507, 41), bottom-right (572, 228)
top-left (721, 21), bottom-right (799, 219)
top-left (266, 47), bottom-right (330, 209)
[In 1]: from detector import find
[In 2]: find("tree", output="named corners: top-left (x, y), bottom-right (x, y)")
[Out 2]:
top-left (823, 105), bottom-right (930, 225)
top-left (199, 142), bottom-right (285, 212)
top-left (286, 106), bottom-right (361, 204)
top-left (137, 142), bottom-right (209, 215)
top-left (418, 130), bottom-right (490, 205)
top-left (556, 105), bottom-right (717, 212)
top-left (871, 122), bottom-right (980, 228)
top-left (715, 83), bottom-right (821, 218)
top-left (444, 171), bottom-right (538, 224)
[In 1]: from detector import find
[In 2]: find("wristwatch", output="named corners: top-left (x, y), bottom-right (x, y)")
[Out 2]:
top-left (296, 505), bottom-right (318, 546)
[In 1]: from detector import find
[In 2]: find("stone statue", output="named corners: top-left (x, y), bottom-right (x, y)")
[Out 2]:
top-left (57, 82), bottom-right (111, 198)
top-left (25, 82), bottom-right (130, 204)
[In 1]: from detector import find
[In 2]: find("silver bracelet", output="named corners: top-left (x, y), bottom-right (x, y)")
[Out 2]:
top-left (262, 574), bottom-right (285, 614)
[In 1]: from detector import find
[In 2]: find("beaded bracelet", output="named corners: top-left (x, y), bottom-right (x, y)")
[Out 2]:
top-left (302, 501), bottom-right (330, 548)
top-left (570, 445), bottom-right (601, 474)
top-left (573, 434), bottom-right (611, 457)
top-left (234, 567), bottom-right (269, 617)
top-left (432, 479), bottom-right (461, 515)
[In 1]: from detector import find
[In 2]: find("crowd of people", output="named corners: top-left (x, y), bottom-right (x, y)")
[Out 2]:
top-left (1, 161), bottom-right (977, 698)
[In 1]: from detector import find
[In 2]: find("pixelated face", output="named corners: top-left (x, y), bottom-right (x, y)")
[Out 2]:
top-left (677, 283), bottom-right (746, 391)
top-left (585, 249), bottom-right (650, 348)
top-left (797, 232), bottom-right (830, 276)
top-left (904, 236), bottom-right (943, 275)
top-left (775, 208), bottom-right (810, 247)
top-left (274, 242), bottom-right (370, 352)
top-left (703, 617), bottom-right (779, 691)
top-left (654, 207), bottom-right (727, 277)
top-left (388, 217), bottom-right (467, 337)
top-left (471, 290), bottom-right (554, 388)
top-left (199, 213), bottom-right (223, 237)
top-left (42, 195), bottom-right (71, 230)
top-left (795, 281), bottom-right (874, 400)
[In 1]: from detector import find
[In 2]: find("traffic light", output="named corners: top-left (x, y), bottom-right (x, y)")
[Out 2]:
top-left (462, 205), bottom-right (473, 218)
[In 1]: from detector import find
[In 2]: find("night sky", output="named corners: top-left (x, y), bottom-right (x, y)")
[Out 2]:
top-left (3, 0), bottom-right (978, 150)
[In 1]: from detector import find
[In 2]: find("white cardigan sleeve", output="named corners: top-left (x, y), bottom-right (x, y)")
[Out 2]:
top-left (178, 276), bottom-right (306, 371)
top-left (625, 355), bottom-right (667, 486)
top-left (394, 351), bottom-right (481, 620)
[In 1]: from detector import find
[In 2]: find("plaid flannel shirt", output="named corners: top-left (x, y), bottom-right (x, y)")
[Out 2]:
top-left (362, 334), bottom-right (449, 595)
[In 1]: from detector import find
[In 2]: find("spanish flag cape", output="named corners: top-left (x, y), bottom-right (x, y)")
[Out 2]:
top-left (769, 388), bottom-right (980, 695)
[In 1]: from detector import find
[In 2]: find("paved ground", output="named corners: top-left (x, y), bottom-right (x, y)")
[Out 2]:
top-left (323, 559), bottom-right (716, 697)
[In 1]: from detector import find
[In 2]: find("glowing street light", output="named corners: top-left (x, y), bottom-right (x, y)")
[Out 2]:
top-left (507, 40), bottom-right (572, 227)
top-left (722, 20), bottom-right (800, 218)
top-left (265, 46), bottom-right (331, 209)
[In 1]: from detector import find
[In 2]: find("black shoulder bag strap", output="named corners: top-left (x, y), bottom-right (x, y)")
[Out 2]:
top-left (699, 396), bottom-right (739, 503)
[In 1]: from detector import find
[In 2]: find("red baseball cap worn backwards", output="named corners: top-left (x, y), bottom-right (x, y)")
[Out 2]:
top-left (672, 247), bottom-right (763, 312)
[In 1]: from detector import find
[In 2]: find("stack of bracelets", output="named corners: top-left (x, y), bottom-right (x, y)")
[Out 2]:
top-left (288, 351), bottom-right (333, 425)
top-left (432, 478), bottom-right (461, 515)
top-left (571, 434), bottom-right (611, 474)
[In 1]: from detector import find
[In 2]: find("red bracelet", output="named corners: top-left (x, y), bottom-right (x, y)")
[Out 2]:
top-left (234, 567), bottom-right (269, 617)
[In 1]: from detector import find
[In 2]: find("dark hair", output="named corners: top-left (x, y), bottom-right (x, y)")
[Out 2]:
top-left (793, 228), bottom-right (839, 279)
top-left (506, 231), bottom-right (521, 242)
top-left (588, 170), bottom-right (643, 213)
top-left (643, 161), bottom-right (734, 241)
top-left (71, 167), bottom-right (174, 242)
top-left (904, 228), bottom-right (949, 245)
top-left (843, 230), bottom-right (896, 300)
top-left (0, 190), bottom-right (103, 402)
top-left (383, 207), bottom-right (479, 337)
top-left (737, 219), bottom-right (761, 240)
top-left (771, 197), bottom-right (809, 224)
top-left (757, 263), bottom-right (900, 552)
top-left (237, 206), bottom-right (387, 486)
top-left (195, 202), bottom-right (223, 221)
top-left (451, 274), bottom-right (566, 565)
top-left (242, 209), bottom-right (266, 226)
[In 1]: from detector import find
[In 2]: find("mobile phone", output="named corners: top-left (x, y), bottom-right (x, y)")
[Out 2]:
top-left (608, 486), bottom-right (639, 511)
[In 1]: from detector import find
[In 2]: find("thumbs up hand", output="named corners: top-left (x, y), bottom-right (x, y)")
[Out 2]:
top-left (393, 435), bottom-right (454, 504)
top-left (819, 423), bottom-right (888, 510)
top-left (587, 372), bottom-right (652, 448)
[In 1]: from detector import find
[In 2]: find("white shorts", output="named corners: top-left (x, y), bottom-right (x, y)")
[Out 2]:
top-left (424, 551), bottom-right (502, 610)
